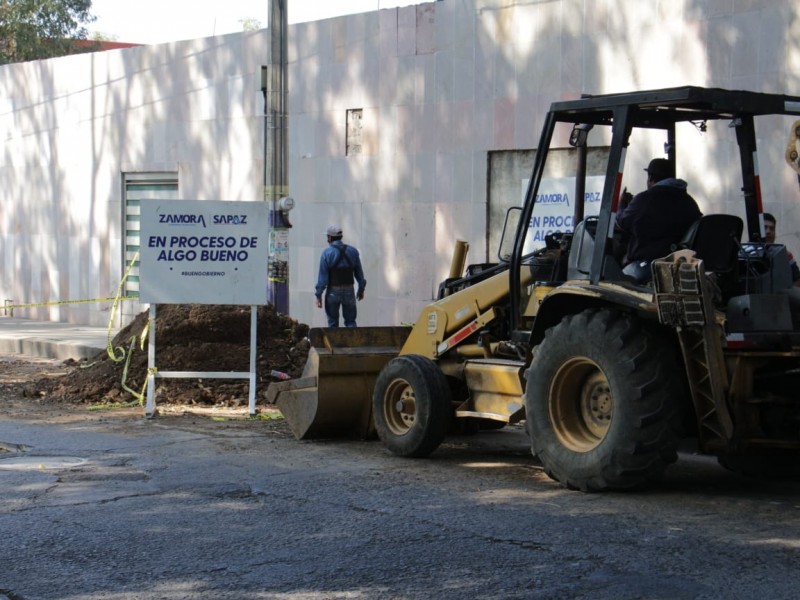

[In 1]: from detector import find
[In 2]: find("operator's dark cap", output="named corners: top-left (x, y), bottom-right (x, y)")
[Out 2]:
top-left (326, 225), bottom-right (343, 236)
top-left (644, 158), bottom-right (672, 180)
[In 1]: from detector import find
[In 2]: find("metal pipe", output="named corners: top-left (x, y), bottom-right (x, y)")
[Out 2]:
top-left (449, 240), bottom-right (469, 280)
top-left (266, 0), bottom-right (290, 312)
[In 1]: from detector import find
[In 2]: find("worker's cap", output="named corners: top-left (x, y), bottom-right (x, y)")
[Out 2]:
top-left (326, 225), bottom-right (343, 237)
top-left (644, 158), bottom-right (672, 180)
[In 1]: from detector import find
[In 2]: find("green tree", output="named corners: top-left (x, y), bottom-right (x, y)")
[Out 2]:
top-left (239, 17), bottom-right (261, 32)
top-left (0, 0), bottom-right (96, 64)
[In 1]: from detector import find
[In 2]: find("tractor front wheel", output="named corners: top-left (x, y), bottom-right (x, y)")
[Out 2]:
top-left (373, 354), bottom-right (452, 457)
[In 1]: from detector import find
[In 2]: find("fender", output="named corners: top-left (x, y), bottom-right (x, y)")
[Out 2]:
top-left (530, 281), bottom-right (658, 345)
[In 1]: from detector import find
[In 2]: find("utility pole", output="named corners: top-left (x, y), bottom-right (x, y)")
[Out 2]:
top-left (264, 0), bottom-right (292, 313)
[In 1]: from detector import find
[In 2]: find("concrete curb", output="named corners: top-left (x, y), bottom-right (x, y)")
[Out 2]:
top-left (0, 317), bottom-right (109, 361)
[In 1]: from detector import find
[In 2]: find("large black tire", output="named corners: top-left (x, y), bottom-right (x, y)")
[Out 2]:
top-left (525, 309), bottom-right (685, 492)
top-left (373, 354), bottom-right (452, 457)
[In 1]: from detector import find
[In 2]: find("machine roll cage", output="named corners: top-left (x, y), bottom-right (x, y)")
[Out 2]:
top-left (508, 86), bottom-right (800, 332)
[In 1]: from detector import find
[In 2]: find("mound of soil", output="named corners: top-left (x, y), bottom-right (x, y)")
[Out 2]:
top-left (34, 304), bottom-right (310, 407)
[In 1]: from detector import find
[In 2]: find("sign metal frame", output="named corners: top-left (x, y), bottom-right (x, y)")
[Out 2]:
top-left (139, 200), bottom-right (268, 417)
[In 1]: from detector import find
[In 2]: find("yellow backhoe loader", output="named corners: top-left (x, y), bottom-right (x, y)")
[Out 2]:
top-left (270, 87), bottom-right (800, 491)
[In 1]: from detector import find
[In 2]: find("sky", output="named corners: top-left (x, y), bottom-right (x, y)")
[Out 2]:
top-left (89, 0), bottom-right (423, 45)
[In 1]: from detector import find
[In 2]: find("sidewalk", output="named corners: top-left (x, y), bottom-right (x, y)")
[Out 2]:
top-left (0, 316), bottom-right (110, 360)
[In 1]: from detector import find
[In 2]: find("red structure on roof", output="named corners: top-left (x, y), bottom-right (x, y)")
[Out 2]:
top-left (73, 40), bottom-right (144, 51)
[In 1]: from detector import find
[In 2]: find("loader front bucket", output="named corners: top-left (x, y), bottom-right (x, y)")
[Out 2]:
top-left (268, 326), bottom-right (410, 439)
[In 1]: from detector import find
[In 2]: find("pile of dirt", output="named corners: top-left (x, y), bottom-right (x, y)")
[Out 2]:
top-left (33, 304), bottom-right (310, 407)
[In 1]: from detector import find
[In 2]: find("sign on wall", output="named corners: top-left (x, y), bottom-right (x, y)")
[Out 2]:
top-left (139, 200), bottom-right (269, 305)
top-left (521, 176), bottom-right (605, 252)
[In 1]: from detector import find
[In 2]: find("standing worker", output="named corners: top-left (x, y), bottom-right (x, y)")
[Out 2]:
top-left (315, 225), bottom-right (366, 327)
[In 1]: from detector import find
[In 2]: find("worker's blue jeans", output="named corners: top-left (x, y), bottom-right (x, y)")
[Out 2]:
top-left (325, 286), bottom-right (357, 327)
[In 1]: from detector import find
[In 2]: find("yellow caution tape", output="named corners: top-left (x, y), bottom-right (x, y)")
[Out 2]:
top-left (104, 250), bottom-right (154, 405)
top-left (2, 297), bottom-right (137, 310)
top-left (107, 250), bottom-right (141, 363)
top-left (106, 251), bottom-right (151, 405)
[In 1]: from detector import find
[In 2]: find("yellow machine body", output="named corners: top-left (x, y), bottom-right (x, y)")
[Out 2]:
top-left (271, 264), bottom-right (538, 439)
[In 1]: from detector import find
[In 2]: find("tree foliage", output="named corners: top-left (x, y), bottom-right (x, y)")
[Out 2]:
top-left (239, 17), bottom-right (261, 32)
top-left (0, 0), bottom-right (96, 64)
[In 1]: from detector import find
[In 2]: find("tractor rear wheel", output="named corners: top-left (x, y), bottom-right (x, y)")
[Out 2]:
top-left (525, 309), bottom-right (684, 491)
top-left (373, 354), bottom-right (451, 457)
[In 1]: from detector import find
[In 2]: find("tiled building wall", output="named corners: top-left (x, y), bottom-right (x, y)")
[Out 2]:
top-left (0, 32), bottom-right (270, 325)
top-left (288, 0), bottom-right (800, 329)
top-left (0, 0), bottom-right (798, 328)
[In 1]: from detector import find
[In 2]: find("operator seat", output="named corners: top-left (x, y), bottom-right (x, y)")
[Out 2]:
top-left (566, 217), bottom-right (597, 280)
top-left (679, 214), bottom-right (744, 301)
top-left (679, 214), bottom-right (744, 273)
top-left (567, 216), bottom-right (631, 282)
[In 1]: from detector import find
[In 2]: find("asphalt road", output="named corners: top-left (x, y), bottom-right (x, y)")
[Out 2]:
top-left (1, 405), bottom-right (799, 600)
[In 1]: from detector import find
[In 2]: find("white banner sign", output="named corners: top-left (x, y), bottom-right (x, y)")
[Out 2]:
top-left (139, 200), bottom-right (269, 305)
top-left (522, 176), bottom-right (605, 251)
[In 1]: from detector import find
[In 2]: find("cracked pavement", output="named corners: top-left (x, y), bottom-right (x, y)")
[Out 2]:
top-left (1, 400), bottom-right (800, 599)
